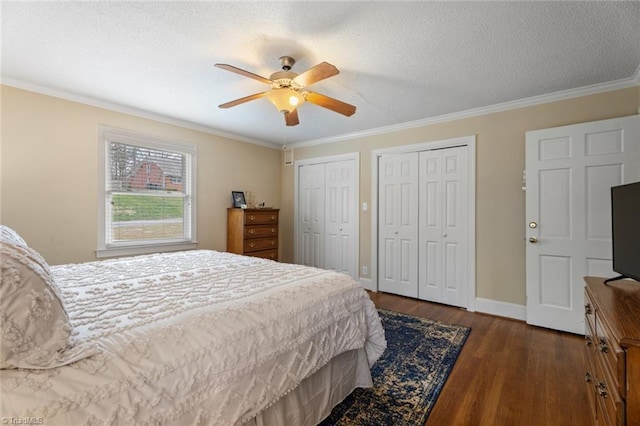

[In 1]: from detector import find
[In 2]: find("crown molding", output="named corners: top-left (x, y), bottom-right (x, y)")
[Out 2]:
top-left (0, 78), bottom-right (280, 150)
top-left (289, 76), bottom-right (640, 149)
top-left (3, 74), bottom-right (638, 151)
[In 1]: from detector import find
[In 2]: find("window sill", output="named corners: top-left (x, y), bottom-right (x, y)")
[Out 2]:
top-left (96, 242), bottom-right (198, 259)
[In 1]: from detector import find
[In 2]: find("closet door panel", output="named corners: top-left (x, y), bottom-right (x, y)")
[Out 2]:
top-left (325, 160), bottom-right (357, 278)
top-left (418, 151), bottom-right (442, 301)
top-left (418, 147), bottom-right (468, 307)
top-left (378, 153), bottom-right (419, 297)
top-left (298, 163), bottom-right (325, 268)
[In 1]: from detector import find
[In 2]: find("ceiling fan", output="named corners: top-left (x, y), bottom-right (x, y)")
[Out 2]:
top-left (215, 56), bottom-right (356, 126)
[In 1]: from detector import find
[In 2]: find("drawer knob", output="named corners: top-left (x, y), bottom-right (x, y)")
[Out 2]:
top-left (584, 372), bottom-right (592, 383)
top-left (598, 382), bottom-right (608, 398)
top-left (598, 338), bottom-right (608, 353)
top-left (585, 303), bottom-right (592, 315)
top-left (271, 215), bottom-right (275, 220)
top-left (585, 336), bottom-right (593, 347)
top-left (271, 228), bottom-right (275, 233)
top-left (249, 243), bottom-right (255, 248)
top-left (249, 229), bottom-right (255, 234)
top-left (249, 215), bottom-right (255, 221)
top-left (270, 241), bottom-right (275, 246)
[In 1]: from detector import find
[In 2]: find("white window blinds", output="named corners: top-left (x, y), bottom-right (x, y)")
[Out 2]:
top-left (100, 130), bottom-right (196, 252)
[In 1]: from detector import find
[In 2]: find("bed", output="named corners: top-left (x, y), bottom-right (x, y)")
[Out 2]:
top-left (0, 225), bottom-right (386, 425)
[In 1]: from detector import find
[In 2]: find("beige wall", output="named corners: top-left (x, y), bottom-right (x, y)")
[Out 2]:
top-left (280, 86), bottom-right (640, 306)
top-left (0, 85), bottom-right (281, 265)
top-left (2, 84), bottom-right (638, 306)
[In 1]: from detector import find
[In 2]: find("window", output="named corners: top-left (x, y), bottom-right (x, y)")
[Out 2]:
top-left (97, 127), bottom-right (197, 258)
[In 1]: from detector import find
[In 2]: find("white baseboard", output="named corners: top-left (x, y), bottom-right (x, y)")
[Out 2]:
top-left (359, 277), bottom-right (375, 291)
top-left (475, 297), bottom-right (526, 321)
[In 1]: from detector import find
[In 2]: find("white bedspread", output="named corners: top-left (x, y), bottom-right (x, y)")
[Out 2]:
top-left (0, 250), bottom-right (386, 425)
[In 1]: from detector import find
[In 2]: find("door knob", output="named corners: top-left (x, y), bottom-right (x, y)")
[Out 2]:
top-left (529, 237), bottom-right (538, 243)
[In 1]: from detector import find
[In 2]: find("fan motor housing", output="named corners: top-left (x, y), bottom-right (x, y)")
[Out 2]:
top-left (269, 71), bottom-right (301, 90)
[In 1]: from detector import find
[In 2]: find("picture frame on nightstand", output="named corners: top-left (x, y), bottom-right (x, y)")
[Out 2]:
top-left (231, 191), bottom-right (247, 209)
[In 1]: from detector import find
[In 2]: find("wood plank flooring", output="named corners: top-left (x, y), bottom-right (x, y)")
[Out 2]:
top-left (367, 291), bottom-right (591, 426)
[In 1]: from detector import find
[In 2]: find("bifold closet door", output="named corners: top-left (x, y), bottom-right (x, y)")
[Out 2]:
top-left (418, 147), bottom-right (468, 307)
top-left (377, 153), bottom-right (419, 297)
top-left (324, 160), bottom-right (357, 278)
top-left (297, 159), bottom-right (358, 279)
top-left (298, 163), bottom-right (325, 268)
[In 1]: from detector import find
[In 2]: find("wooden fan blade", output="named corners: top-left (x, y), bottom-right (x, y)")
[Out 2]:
top-left (304, 91), bottom-right (356, 117)
top-left (293, 62), bottom-right (339, 87)
top-left (215, 64), bottom-right (272, 84)
top-left (285, 109), bottom-right (299, 126)
top-left (218, 92), bottom-right (268, 108)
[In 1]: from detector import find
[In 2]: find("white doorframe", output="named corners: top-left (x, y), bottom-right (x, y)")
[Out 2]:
top-left (371, 135), bottom-right (476, 311)
top-left (294, 153), bottom-right (360, 279)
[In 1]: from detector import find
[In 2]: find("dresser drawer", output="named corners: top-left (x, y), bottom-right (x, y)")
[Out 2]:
top-left (585, 296), bottom-right (596, 338)
top-left (244, 237), bottom-right (277, 253)
top-left (246, 249), bottom-right (278, 261)
top-left (585, 350), bottom-right (598, 421)
top-left (595, 353), bottom-right (625, 426)
top-left (585, 309), bottom-right (599, 422)
top-left (245, 224), bottom-right (278, 239)
top-left (245, 211), bottom-right (278, 225)
top-left (596, 317), bottom-right (626, 398)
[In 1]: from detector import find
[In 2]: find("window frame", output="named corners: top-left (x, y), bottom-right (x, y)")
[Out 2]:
top-left (97, 126), bottom-right (197, 258)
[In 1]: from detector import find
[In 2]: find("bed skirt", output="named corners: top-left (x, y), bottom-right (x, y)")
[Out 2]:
top-left (249, 347), bottom-right (371, 426)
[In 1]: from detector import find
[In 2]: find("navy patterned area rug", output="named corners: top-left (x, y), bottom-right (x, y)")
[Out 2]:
top-left (320, 309), bottom-right (471, 426)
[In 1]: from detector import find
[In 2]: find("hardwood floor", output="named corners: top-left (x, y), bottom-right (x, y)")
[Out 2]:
top-left (367, 291), bottom-right (591, 426)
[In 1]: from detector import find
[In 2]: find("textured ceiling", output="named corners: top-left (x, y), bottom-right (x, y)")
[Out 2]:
top-left (2, 1), bottom-right (639, 147)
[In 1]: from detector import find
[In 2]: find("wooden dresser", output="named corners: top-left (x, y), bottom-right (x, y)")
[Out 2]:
top-left (227, 208), bottom-right (279, 261)
top-left (584, 276), bottom-right (640, 425)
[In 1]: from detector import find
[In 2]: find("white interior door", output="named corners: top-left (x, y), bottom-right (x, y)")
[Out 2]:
top-left (378, 153), bottom-right (419, 297)
top-left (418, 147), bottom-right (468, 307)
top-left (325, 160), bottom-right (357, 278)
top-left (298, 163), bottom-right (325, 268)
top-left (526, 115), bottom-right (640, 334)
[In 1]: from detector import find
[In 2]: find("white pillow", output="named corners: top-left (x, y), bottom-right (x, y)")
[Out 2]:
top-left (0, 227), bottom-right (72, 369)
top-left (0, 224), bottom-right (29, 249)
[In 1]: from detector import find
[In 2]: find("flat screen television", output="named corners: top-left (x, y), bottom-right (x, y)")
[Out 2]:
top-left (606, 181), bottom-right (640, 284)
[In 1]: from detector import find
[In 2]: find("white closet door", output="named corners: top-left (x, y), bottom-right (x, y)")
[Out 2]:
top-left (298, 163), bottom-right (325, 268)
top-left (418, 147), bottom-right (468, 307)
top-left (325, 160), bottom-right (357, 278)
top-left (378, 153), bottom-right (419, 297)
top-left (526, 115), bottom-right (640, 334)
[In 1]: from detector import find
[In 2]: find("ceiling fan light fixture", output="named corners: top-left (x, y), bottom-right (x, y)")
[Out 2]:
top-left (267, 88), bottom-right (304, 113)
top-left (216, 58), bottom-right (356, 126)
